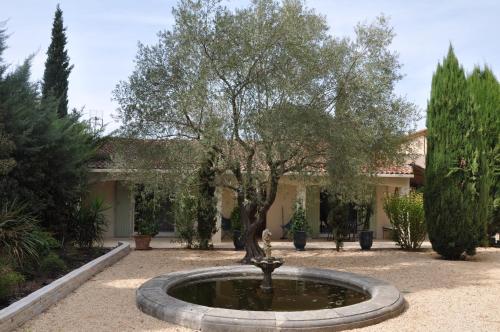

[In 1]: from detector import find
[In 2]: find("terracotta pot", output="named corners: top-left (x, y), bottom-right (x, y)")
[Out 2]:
top-left (134, 235), bottom-right (152, 250)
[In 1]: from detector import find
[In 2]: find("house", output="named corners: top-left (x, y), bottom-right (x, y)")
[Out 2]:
top-left (87, 130), bottom-right (427, 242)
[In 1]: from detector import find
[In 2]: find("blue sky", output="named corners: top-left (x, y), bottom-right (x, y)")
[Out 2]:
top-left (3, 0), bottom-right (499, 131)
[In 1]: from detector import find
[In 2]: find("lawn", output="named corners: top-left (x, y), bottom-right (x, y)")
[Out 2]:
top-left (16, 247), bottom-right (500, 332)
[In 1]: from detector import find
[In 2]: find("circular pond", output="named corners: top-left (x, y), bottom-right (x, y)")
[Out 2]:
top-left (168, 277), bottom-right (368, 311)
top-left (136, 265), bottom-right (405, 331)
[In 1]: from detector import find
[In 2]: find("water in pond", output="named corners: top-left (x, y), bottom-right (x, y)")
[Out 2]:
top-left (167, 278), bottom-right (368, 311)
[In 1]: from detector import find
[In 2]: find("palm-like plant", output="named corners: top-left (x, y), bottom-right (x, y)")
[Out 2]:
top-left (0, 201), bottom-right (44, 267)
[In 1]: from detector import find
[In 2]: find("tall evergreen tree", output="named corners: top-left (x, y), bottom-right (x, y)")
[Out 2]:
top-left (0, 26), bottom-right (96, 240)
top-left (468, 67), bottom-right (500, 238)
top-left (425, 46), bottom-right (478, 259)
top-left (196, 150), bottom-right (217, 250)
top-left (42, 4), bottom-right (72, 117)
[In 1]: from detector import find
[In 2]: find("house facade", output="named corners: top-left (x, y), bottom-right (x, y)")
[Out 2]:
top-left (87, 130), bottom-right (427, 242)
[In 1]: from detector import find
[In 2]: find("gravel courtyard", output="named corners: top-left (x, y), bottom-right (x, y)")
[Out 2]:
top-left (17, 246), bottom-right (500, 332)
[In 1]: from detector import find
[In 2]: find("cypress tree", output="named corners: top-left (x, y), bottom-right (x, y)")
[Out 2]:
top-left (196, 150), bottom-right (217, 250)
top-left (468, 67), bottom-right (500, 239)
top-left (425, 46), bottom-right (477, 259)
top-left (42, 4), bottom-right (72, 117)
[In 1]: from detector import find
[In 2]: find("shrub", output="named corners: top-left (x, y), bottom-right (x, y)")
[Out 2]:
top-left (384, 191), bottom-right (426, 250)
top-left (173, 192), bottom-right (197, 248)
top-left (73, 198), bottom-right (108, 248)
top-left (0, 263), bottom-right (24, 303)
top-left (290, 202), bottom-right (308, 235)
top-left (0, 201), bottom-right (45, 267)
top-left (230, 207), bottom-right (241, 231)
top-left (134, 190), bottom-right (160, 237)
top-left (196, 151), bottom-right (217, 250)
top-left (39, 252), bottom-right (67, 278)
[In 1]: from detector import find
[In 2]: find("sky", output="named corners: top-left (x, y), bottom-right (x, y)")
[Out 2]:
top-left (2, 0), bottom-right (499, 132)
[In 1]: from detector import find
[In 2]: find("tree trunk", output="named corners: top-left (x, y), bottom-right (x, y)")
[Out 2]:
top-left (241, 212), bottom-right (265, 264)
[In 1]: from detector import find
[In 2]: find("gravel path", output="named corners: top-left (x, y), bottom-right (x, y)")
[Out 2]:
top-left (17, 247), bottom-right (500, 332)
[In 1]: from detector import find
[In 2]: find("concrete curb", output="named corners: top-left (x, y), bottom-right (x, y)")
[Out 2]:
top-left (0, 242), bottom-right (131, 332)
top-left (137, 265), bottom-right (405, 332)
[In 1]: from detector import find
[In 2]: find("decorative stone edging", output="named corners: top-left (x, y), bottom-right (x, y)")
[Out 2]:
top-left (0, 241), bottom-right (131, 332)
top-left (137, 265), bottom-right (405, 332)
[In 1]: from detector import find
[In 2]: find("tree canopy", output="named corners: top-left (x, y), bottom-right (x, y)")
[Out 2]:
top-left (115, 0), bottom-right (417, 261)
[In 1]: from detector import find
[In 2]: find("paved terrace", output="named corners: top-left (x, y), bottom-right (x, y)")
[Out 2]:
top-left (103, 238), bottom-right (433, 250)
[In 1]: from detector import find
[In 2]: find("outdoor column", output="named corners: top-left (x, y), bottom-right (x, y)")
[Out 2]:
top-left (296, 184), bottom-right (307, 207)
top-left (212, 186), bottom-right (223, 244)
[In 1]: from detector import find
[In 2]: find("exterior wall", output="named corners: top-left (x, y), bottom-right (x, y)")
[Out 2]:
top-left (407, 133), bottom-right (427, 168)
top-left (87, 179), bottom-right (134, 238)
top-left (87, 181), bottom-right (116, 238)
top-left (114, 181), bottom-right (134, 237)
top-left (221, 187), bottom-right (236, 218)
top-left (88, 175), bottom-right (411, 241)
top-left (267, 183), bottom-right (297, 240)
top-left (374, 177), bottom-right (411, 239)
top-left (306, 186), bottom-right (320, 237)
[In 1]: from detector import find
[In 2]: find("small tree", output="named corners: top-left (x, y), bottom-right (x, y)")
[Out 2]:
top-left (384, 191), bottom-right (426, 250)
top-left (42, 5), bottom-right (73, 118)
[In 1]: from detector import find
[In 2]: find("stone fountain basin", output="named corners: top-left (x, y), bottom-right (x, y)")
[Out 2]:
top-left (136, 265), bottom-right (405, 332)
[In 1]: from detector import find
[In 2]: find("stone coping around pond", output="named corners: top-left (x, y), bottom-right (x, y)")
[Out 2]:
top-left (136, 265), bottom-right (405, 332)
top-left (0, 242), bottom-right (131, 332)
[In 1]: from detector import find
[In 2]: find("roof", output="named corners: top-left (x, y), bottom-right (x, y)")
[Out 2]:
top-left (377, 165), bottom-right (413, 175)
top-left (89, 138), bottom-right (413, 176)
top-left (407, 128), bottom-right (427, 139)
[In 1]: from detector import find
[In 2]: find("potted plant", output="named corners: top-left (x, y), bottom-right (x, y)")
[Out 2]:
top-left (134, 196), bottom-right (160, 250)
top-left (290, 202), bottom-right (308, 251)
top-left (358, 203), bottom-right (374, 250)
top-left (134, 218), bottom-right (159, 250)
top-left (230, 207), bottom-right (245, 250)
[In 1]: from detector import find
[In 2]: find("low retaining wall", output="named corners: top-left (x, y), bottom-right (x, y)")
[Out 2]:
top-left (0, 242), bottom-right (130, 332)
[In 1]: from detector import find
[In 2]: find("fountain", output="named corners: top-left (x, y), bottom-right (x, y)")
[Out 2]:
top-left (250, 229), bottom-right (283, 292)
top-left (136, 229), bottom-right (405, 331)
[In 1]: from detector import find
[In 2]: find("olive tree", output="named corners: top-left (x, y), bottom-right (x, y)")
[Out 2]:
top-left (114, 0), bottom-right (417, 262)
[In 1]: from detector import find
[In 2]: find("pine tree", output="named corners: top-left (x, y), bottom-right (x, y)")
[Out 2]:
top-left (0, 26), bottom-right (96, 240)
top-left (425, 46), bottom-right (477, 259)
top-left (42, 4), bottom-right (72, 117)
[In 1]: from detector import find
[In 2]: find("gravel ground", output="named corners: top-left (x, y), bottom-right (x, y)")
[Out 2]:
top-left (17, 247), bottom-right (500, 332)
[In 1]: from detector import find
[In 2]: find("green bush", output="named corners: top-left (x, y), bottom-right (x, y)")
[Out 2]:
top-left (290, 202), bottom-right (308, 235)
top-left (0, 201), bottom-right (45, 267)
top-left (39, 252), bottom-right (67, 278)
top-left (230, 207), bottom-right (241, 232)
top-left (134, 190), bottom-right (160, 237)
top-left (384, 192), bottom-right (426, 250)
top-left (173, 192), bottom-right (197, 248)
top-left (0, 264), bottom-right (24, 302)
top-left (73, 198), bottom-right (108, 248)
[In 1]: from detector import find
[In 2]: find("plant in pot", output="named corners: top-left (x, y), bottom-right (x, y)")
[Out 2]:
top-left (134, 218), bottom-right (159, 250)
top-left (290, 202), bottom-right (308, 251)
top-left (134, 197), bottom-right (159, 250)
top-left (230, 207), bottom-right (245, 250)
top-left (358, 202), bottom-right (374, 250)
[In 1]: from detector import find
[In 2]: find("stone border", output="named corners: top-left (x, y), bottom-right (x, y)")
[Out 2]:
top-left (0, 242), bottom-right (131, 332)
top-left (137, 265), bottom-right (405, 332)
